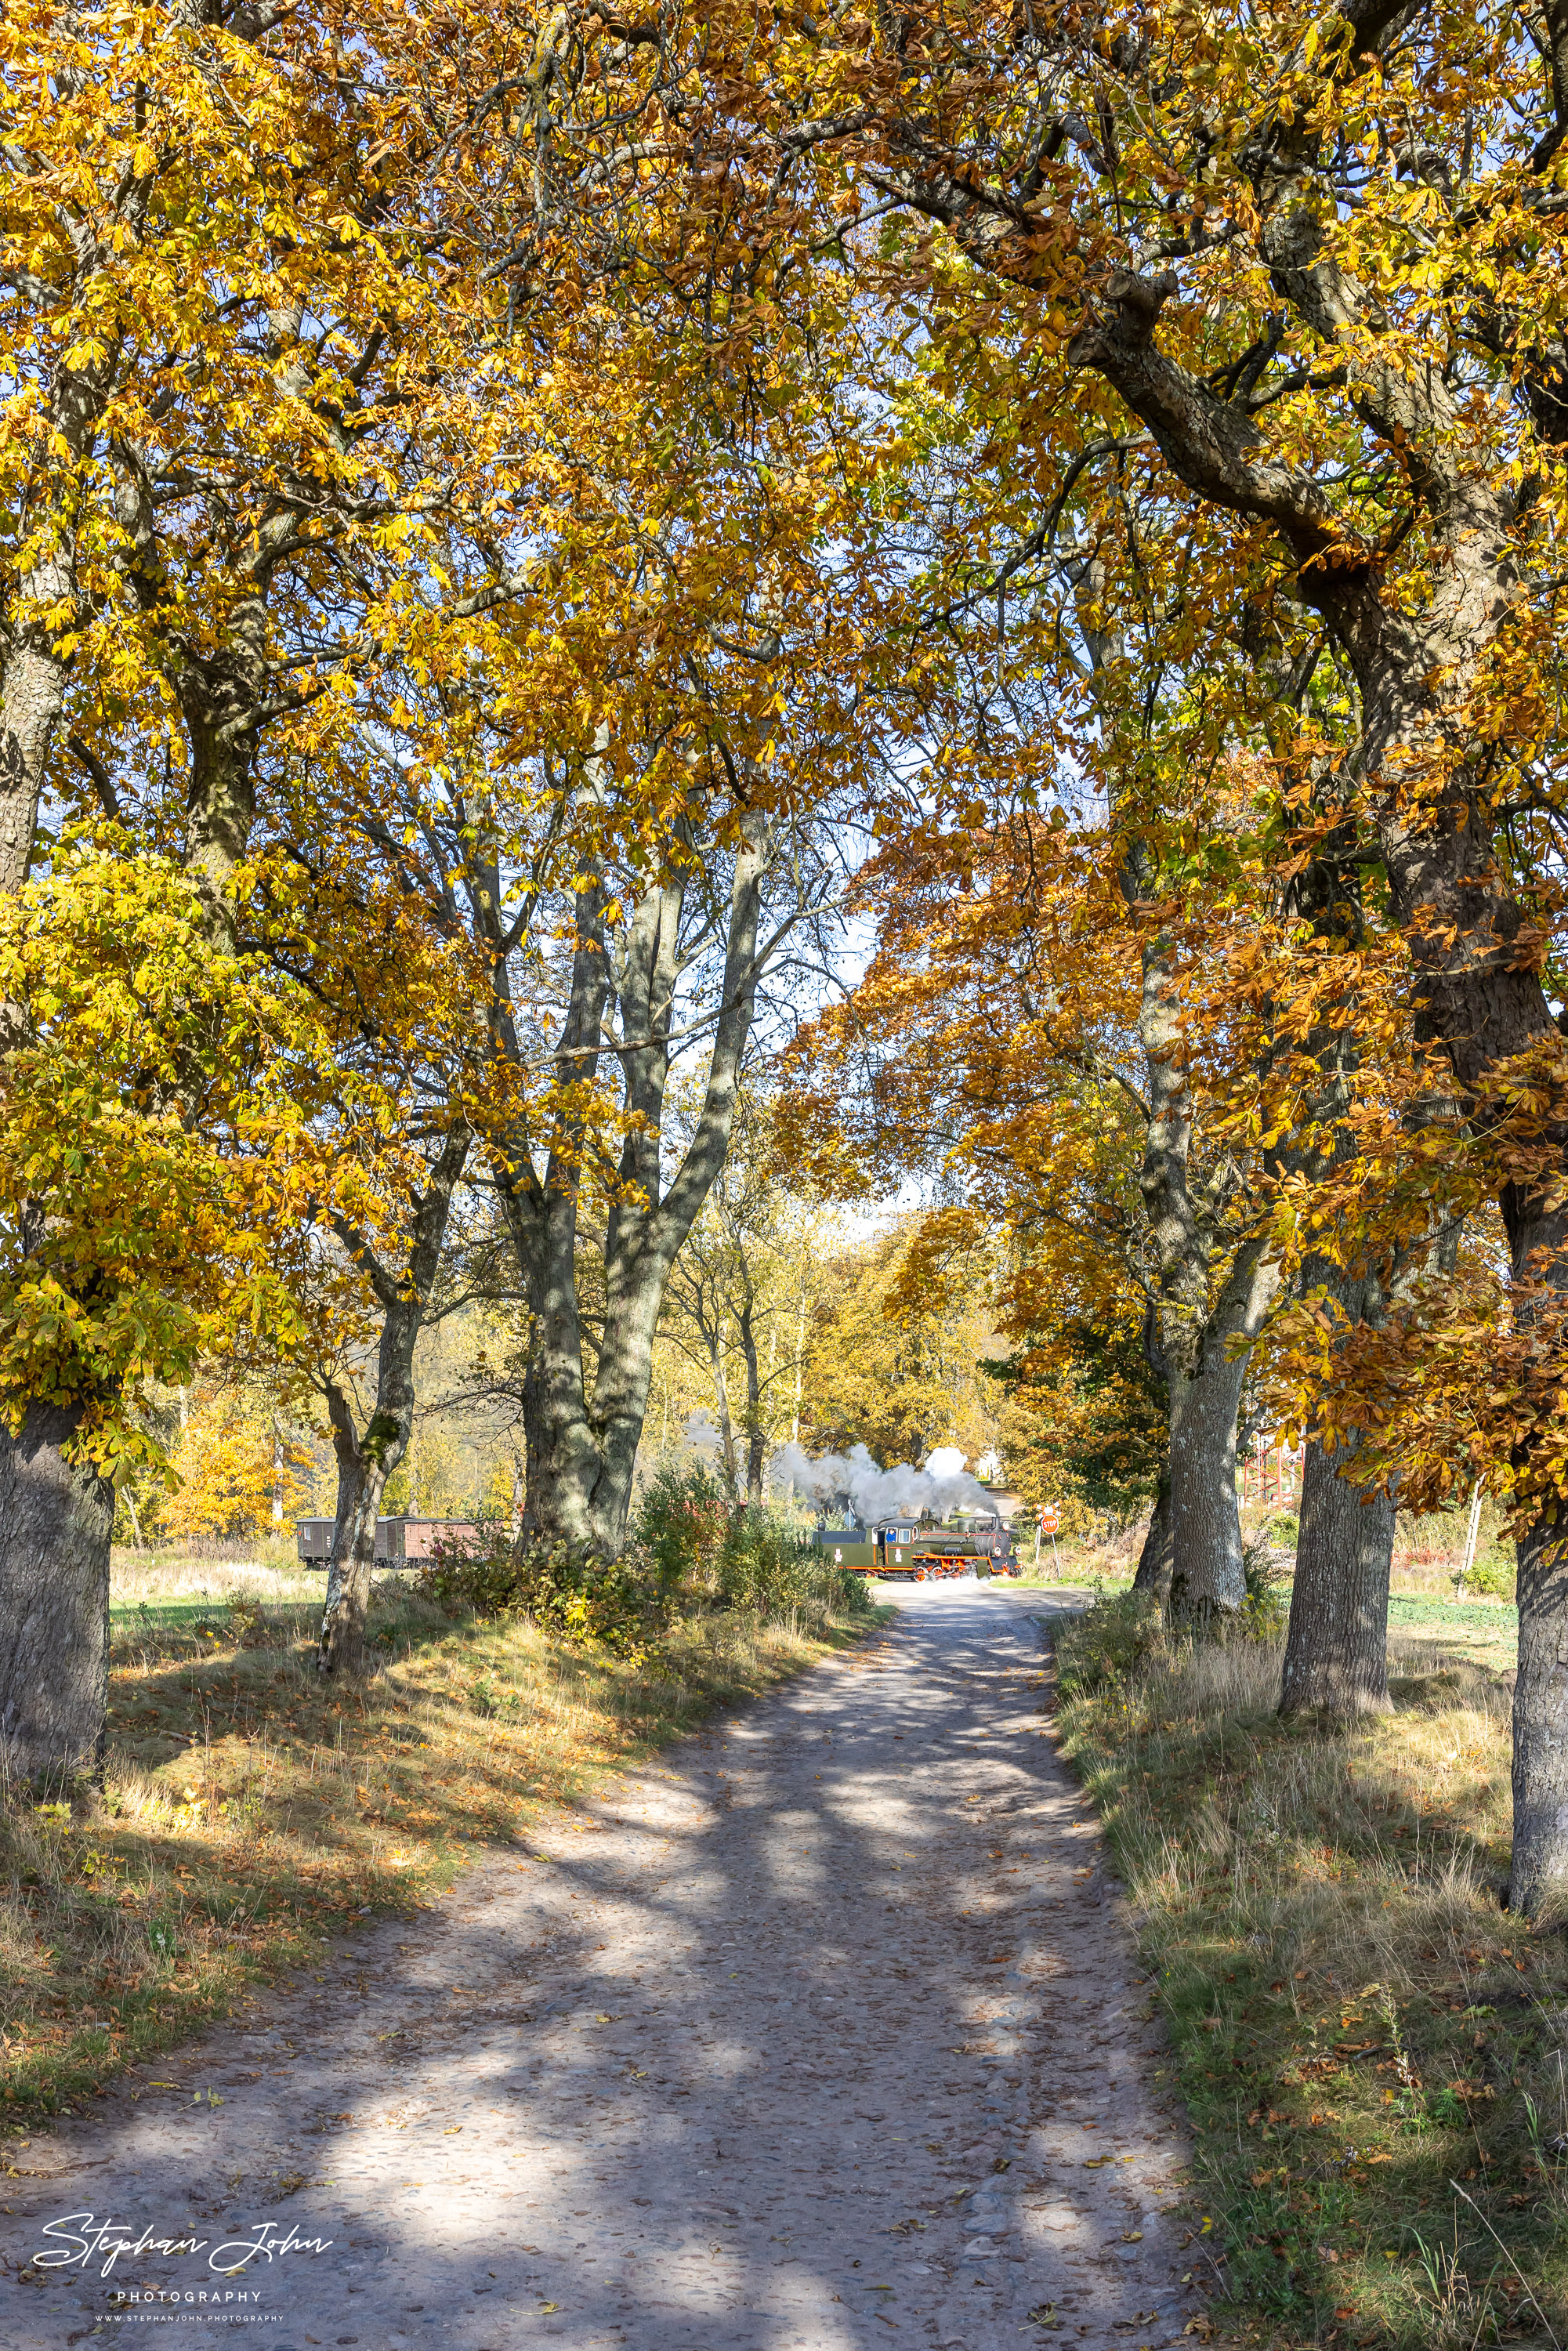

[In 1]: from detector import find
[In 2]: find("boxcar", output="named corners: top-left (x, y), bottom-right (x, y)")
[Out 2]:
top-left (294, 1517), bottom-right (482, 1569)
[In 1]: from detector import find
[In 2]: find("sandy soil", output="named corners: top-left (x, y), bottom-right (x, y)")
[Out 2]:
top-left (0, 1582), bottom-right (1208, 2351)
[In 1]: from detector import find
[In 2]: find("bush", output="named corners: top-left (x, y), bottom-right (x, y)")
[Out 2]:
top-left (1055, 1587), bottom-right (1166, 1694)
top-left (636, 1457), bottom-right (730, 1588)
top-left (1461, 1546), bottom-right (1517, 1602)
top-left (712, 1505), bottom-right (820, 1610)
top-left (633, 1461), bottom-right (866, 1617)
top-left (415, 1533), bottom-right (668, 1659)
top-left (415, 1483), bottom-right (876, 1657)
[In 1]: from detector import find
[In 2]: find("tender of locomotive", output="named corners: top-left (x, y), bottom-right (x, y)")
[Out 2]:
top-left (813, 1514), bottom-right (1018, 1582)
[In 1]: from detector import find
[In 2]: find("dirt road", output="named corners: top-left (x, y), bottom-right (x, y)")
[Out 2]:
top-left (1, 1584), bottom-right (1206, 2350)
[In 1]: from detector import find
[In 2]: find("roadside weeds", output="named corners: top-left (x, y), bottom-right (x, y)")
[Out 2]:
top-left (1051, 1603), bottom-right (1568, 2351)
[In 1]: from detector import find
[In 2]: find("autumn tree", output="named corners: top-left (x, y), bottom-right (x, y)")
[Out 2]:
top-left (784, 796), bottom-right (1295, 1617)
top-left (792, 1215), bottom-right (1005, 1477)
top-left (672, 0), bottom-right (1568, 1907)
top-left (0, 0), bottom-right (788, 1742)
top-left (161, 1386), bottom-right (316, 1549)
top-left (0, 0), bottom-right (534, 1766)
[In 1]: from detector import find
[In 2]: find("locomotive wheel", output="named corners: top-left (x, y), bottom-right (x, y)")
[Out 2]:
top-left (914, 1567), bottom-right (929, 1581)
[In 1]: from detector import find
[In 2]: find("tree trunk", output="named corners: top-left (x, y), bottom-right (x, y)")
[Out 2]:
top-left (318, 1126), bottom-right (469, 1675)
top-left (319, 1404), bottom-right (390, 1682)
top-left (1280, 1438), bottom-right (1394, 1717)
top-left (707, 1317), bottom-right (741, 1498)
top-left (1508, 1518), bottom-right (1568, 1914)
top-left (1132, 1476), bottom-right (1174, 1606)
top-left (1135, 905), bottom-right (1278, 1622)
top-left (520, 1270), bottom-right (667, 1556)
top-left (0, 354), bottom-right (121, 1776)
top-left (1166, 1339), bottom-right (1248, 1621)
top-left (504, 817), bottom-right (771, 1555)
top-left (0, 640), bottom-right (69, 903)
top-left (0, 1405), bottom-right (114, 1787)
top-left (516, 1185), bottom-right (608, 1552)
top-left (1273, 1233), bottom-right (1403, 1719)
top-left (737, 1291), bottom-right (766, 1506)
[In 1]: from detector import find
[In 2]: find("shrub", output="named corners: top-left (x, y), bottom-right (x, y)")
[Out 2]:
top-left (415, 1533), bottom-right (668, 1659)
top-left (633, 1462), bottom-right (868, 1618)
top-left (636, 1457), bottom-right (730, 1589)
top-left (1462, 1545), bottom-right (1517, 1602)
top-left (712, 1505), bottom-right (820, 1610)
top-left (415, 1494), bottom-right (875, 1657)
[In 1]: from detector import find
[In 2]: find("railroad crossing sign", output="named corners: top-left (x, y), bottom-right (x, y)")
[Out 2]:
top-left (1038, 1505), bottom-right (1061, 1534)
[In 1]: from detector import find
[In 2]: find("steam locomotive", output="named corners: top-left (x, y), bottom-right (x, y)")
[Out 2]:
top-left (813, 1513), bottom-right (1019, 1582)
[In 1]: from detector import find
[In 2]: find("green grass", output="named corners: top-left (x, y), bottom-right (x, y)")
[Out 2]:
top-left (1392, 1589), bottom-right (1514, 1665)
top-left (1009, 1564), bottom-right (1517, 1669)
top-left (109, 1596), bottom-right (279, 1634)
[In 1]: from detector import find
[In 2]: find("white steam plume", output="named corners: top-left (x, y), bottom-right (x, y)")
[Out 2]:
top-left (769, 1440), bottom-right (991, 1525)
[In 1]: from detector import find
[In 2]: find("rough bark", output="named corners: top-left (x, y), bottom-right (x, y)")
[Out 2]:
top-left (1164, 1284), bottom-right (1260, 1621)
top-left (318, 1125), bottom-right (469, 1676)
top-left (1280, 1437), bottom-right (1395, 1717)
top-left (1132, 1477), bottom-right (1174, 1607)
top-left (501, 815), bottom-right (771, 1553)
top-left (1137, 923), bottom-right (1277, 1617)
top-left (0, 1405), bottom-right (114, 1787)
top-left (0, 234), bottom-right (125, 1784)
top-left (1510, 1523), bottom-right (1568, 1914)
top-left (509, 876), bottom-right (613, 1552)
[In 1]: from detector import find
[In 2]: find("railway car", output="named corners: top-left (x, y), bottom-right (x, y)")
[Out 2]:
top-left (294, 1517), bottom-right (481, 1569)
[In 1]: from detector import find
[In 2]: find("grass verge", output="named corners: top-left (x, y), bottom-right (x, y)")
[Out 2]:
top-left (0, 1571), bottom-right (882, 2131)
top-left (1052, 1596), bottom-right (1566, 2351)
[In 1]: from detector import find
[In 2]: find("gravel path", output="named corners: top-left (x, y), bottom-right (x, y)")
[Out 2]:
top-left (1, 1582), bottom-right (1207, 2351)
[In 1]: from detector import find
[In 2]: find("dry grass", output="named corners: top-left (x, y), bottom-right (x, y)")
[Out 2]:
top-left (110, 1541), bottom-right (320, 1613)
top-left (0, 1568), bottom-right (878, 2130)
top-left (1054, 1606), bottom-right (1567, 2350)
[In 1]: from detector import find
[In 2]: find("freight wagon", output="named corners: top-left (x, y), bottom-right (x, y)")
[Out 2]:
top-left (294, 1517), bottom-right (481, 1568)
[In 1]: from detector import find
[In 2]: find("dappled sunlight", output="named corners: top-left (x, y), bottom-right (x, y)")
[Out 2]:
top-left (0, 1587), bottom-right (1201, 2350)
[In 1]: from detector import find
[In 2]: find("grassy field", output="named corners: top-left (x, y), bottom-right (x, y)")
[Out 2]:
top-left (1052, 1597), bottom-right (1559, 2351)
top-left (1011, 1547), bottom-right (1520, 1675)
top-left (1385, 1595), bottom-right (1517, 1673)
top-left (0, 1560), bottom-right (880, 2128)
